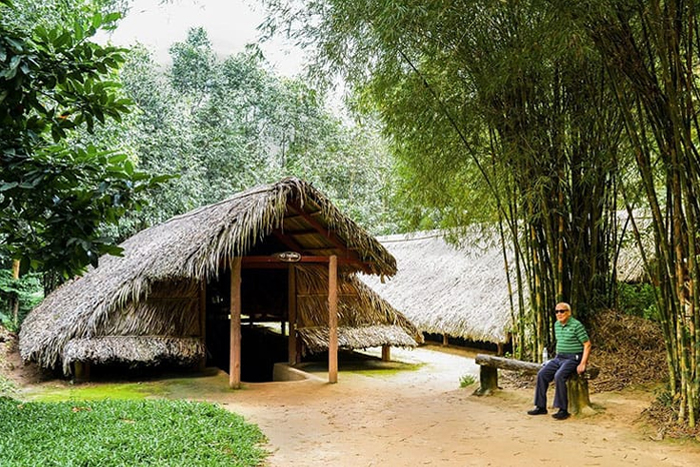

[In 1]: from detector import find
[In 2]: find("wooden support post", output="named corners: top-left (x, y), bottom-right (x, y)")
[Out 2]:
top-left (198, 281), bottom-right (207, 370)
top-left (74, 361), bottom-right (91, 383)
top-left (288, 265), bottom-right (297, 364)
top-left (381, 345), bottom-right (391, 362)
top-left (328, 255), bottom-right (338, 383)
top-left (443, 334), bottom-right (449, 346)
top-left (229, 257), bottom-right (242, 389)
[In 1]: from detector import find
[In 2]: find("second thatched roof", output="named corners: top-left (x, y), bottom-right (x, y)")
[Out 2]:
top-left (362, 229), bottom-right (517, 344)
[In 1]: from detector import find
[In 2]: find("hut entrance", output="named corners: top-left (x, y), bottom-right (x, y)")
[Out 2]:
top-left (205, 267), bottom-right (289, 382)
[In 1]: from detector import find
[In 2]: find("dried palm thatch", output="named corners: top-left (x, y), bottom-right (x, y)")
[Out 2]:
top-left (19, 177), bottom-right (403, 374)
top-left (293, 265), bottom-right (422, 354)
top-left (362, 229), bottom-right (518, 344)
top-left (363, 214), bottom-right (656, 344)
top-left (63, 337), bottom-right (205, 370)
top-left (614, 212), bottom-right (654, 283)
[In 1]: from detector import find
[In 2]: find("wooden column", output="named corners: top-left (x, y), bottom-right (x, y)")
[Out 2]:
top-left (229, 257), bottom-right (242, 389)
top-left (74, 361), bottom-right (90, 383)
top-left (198, 281), bottom-right (207, 370)
top-left (443, 334), bottom-right (449, 346)
top-left (381, 345), bottom-right (391, 362)
top-left (288, 265), bottom-right (297, 364)
top-left (328, 255), bottom-right (338, 383)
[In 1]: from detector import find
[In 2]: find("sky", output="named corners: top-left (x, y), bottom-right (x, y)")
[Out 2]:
top-left (97, 0), bottom-right (305, 76)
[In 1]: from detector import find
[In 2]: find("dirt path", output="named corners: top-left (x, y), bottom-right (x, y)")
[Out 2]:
top-left (196, 345), bottom-right (700, 467)
top-left (6, 343), bottom-right (700, 466)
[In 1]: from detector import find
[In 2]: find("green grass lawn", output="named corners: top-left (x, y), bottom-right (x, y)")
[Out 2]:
top-left (0, 397), bottom-right (267, 466)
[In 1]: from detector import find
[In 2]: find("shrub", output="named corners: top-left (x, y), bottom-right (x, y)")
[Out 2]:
top-left (459, 374), bottom-right (476, 388)
top-left (617, 282), bottom-right (658, 320)
top-left (0, 269), bottom-right (43, 332)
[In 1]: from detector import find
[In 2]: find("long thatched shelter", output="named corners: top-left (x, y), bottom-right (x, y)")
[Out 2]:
top-left (363, 215), bottom-right (654, 351)
top-left (20, 177), bottom-right (421, 386)
top-left (362, 229), bottom-right (518, 348)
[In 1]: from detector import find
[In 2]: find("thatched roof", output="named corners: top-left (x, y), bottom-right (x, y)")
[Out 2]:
top-left (614, 211), bottom-right (654, 283)
top-left (362, 229), bottom-right (518, 343)
top-left (63, 337), bottom-right (205, 370)
top-left (20, 177), bottom-right (409, 373)
top-left (294, 266), bottom-right (422, 353)
top-left (363, 214), bottom-right (655, 344)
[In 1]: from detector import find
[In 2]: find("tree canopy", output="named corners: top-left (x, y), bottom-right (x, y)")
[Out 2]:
top-left (0, 1), bottom-right (163, 278)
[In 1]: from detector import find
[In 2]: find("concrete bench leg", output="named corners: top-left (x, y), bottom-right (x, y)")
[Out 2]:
top-left (475, 366), bottom-right (499, 396)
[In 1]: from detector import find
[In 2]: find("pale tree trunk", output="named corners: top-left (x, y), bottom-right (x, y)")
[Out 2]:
top-left (11, 259), bottom-right (20, 329)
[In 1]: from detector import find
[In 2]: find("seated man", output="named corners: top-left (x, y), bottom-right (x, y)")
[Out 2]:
top-left (527, 302), bottom-right (591, 420)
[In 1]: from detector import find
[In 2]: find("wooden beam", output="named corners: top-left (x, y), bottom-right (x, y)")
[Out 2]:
top-left (328, 255), bottom-right (338, 383)
top-left (243, 255), bottom-right (330, 265)
top-left (288, 265), bottom-right (297, 364)
top-left (242, 254), bottom-right (371, 273)
top-left (271, 229), bottom-right (304, 251)
top-left (289, 203), bottom-right (347, 251)
top-left (229, 257), bottom-right (242, 389)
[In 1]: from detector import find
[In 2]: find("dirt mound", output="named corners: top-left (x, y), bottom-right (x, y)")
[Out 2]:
top-left (0, 326), bottom-right (52, 388)
top-left (587, 310), bottom-right (667, 392)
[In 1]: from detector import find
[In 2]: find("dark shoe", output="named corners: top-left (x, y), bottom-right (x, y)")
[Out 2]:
top-left (527, 406), bottom-right (548, 415)
top-left (552, 410), bottom-right (570, 420)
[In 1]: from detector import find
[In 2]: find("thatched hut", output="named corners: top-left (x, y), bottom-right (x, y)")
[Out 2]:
top-left (19, 178), bottom-right (421, 386)
top-left (362, 229), bottom-right (517, 349)
top-left (363, 215), bottom-right (654, 351)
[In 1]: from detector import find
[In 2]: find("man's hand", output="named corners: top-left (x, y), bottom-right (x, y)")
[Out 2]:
top-left (577, 362), bottom-right (587, 375)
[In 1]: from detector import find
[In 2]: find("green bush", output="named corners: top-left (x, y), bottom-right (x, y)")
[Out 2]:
top-left (0, 269), bottom-right (43, 332)
top-left (0, 398), bottom-right (267, 466)
top-left (617, 282), bottom-right (658, 320)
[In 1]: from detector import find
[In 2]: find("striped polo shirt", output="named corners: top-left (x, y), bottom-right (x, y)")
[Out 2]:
top-left (555, 316), bottom-right (589, 354)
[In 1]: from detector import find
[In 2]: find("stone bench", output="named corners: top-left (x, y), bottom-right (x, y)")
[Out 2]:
top-left (473, 354), bottom-right (599, 415)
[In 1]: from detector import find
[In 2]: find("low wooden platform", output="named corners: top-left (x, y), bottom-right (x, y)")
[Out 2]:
top-left (474, 354), bottom-right (599, 414)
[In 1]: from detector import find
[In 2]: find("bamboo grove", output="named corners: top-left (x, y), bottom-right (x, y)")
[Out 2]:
top-left (264, 0), bottom-right (700, 426)
top-left (567, 0), bottom-right (700, 427)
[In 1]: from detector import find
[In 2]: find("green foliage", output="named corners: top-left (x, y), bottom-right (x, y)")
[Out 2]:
top-left (0, 398), bottom-right (267, 466)
top-left (0, 0), bottom-right (127, 31)
top-left (169, 26), bottom-right (216, 94)
top-left (459, 374), bottom-right (476, 388)
top-left (0, 377), bottom-right (17, 399)
top-left (104, 28), bottom-right (400, 237)
top-left (0, 5), bottom-right (168, 277)
top-left (617, 282), bottom-right (658, 321)
top-left (0, 269), bottom-right (42, 331)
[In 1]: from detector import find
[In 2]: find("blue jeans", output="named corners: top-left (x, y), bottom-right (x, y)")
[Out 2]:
top-left (534, 353), bottom-right (581, 411)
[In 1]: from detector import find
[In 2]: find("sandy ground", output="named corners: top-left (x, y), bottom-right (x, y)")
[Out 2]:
top-left (199, 345), bottom-right (700, 467)
top-left (6, 342), bottom-right (700, 466)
